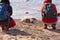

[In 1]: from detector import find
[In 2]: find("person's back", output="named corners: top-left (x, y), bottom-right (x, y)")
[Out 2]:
top-left (41, 0), bottom-right (58, 29)
top-left (1, 0), bottom-right (12, 16)
top-left (42, 3), bottom-right (56, 19)
top-left (0, 3), bottom-right (10, 21)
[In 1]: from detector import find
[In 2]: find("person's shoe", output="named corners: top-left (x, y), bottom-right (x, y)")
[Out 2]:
top-left (51, 24), bottom-right (56, 29)
top-left (52, 26), bottom-right (56, 29)
top-left (44, 24), bottom-right (47, 29)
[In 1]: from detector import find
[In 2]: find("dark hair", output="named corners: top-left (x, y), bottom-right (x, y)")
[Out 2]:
top-left (1, 0), bottom-right (10, 5)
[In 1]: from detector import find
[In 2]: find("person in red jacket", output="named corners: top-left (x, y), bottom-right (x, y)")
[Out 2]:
top-left (41, 0), bottom-right (58, 29)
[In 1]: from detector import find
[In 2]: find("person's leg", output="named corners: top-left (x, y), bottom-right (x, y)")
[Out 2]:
top-left (0, 19), bottom-right (9, 30)
top-left (2, 17), bottom-right (11, 30)
top-left (1, 24), bottom-right (9, 30)
top-left (51, 24), bottom-right (56, 29)
top-left (44, 24), bottom-right (47, 29)
top-left (4, 24), bottom-right (9, 30)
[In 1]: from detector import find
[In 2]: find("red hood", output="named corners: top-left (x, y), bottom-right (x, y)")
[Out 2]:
top-left (44, 0), bottom-right (50, 3)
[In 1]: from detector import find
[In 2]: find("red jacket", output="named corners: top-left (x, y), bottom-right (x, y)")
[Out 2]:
top-left (41, 2), bottom-right (58, 23)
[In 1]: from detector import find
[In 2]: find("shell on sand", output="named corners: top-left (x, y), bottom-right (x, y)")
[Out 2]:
top-left (21, 16), bottom-right (37, 23)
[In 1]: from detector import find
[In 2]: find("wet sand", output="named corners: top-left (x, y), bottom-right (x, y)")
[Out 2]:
top-left (0, 19), bottom-right (60, 40)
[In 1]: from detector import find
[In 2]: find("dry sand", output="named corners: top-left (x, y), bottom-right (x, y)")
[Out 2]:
top-left (0, 19), bottom-right (60, 40)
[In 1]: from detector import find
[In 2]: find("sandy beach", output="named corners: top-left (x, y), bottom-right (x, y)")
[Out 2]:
top-left (0, 19), bottom-right (60, 40)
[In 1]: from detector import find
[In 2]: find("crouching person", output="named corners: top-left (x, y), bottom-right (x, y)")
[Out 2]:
top-left (0, 0), bottom-right (16, 31)
top-left (41, 0), bottom-right (58, 29)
